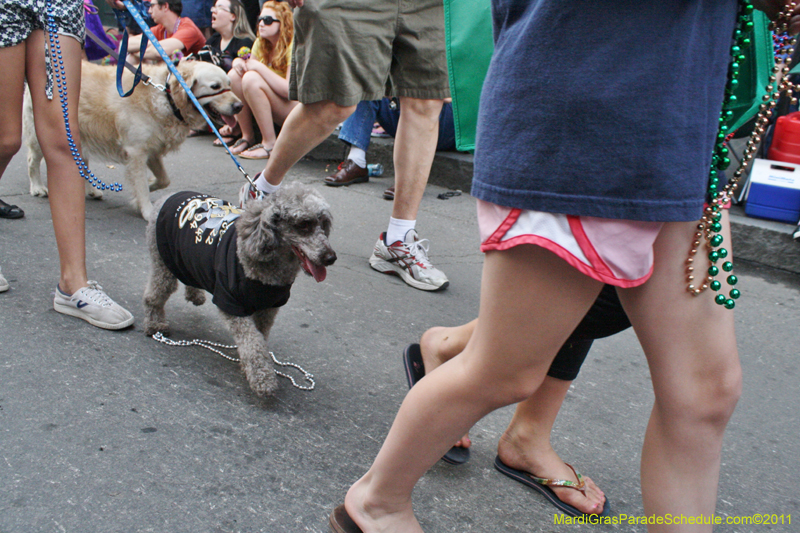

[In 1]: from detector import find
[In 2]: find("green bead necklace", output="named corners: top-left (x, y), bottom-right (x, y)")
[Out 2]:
top-left (687, 0), bottom-right (798, 309)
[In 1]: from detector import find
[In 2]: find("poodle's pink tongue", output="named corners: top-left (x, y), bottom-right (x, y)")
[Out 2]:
top-left (293, 246), bottom-right (327, 282)
top-left (222, 114), bottom-right (237, 128)
top-left (303, 255), bottom-right (327, 283)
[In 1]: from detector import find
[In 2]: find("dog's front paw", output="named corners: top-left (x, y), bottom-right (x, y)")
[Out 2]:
top-left (30, 184), bottom-right (48, 197)
top-left (143, 307), bottom-right (170, 336)
top-left (143, 320), bottom-right (170, 337)
top-left (245, 366), bottom-right (279, 397)
top-left (140, 203), bottom-right (154, 221)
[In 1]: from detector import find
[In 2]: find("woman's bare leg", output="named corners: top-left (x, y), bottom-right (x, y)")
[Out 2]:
top-left (25, 31), bottom-right (88, 294)
top-left (344, 244), bottom-right (603, 531)
top-left (617, 213), bottom-right (741, 532)
top-left (228, 69), bottom-right (256, 152)
top-left (421, 320), bottom-right (606, 514)
top-left (240, 72), bottom-right (298, 153)
top-left (0, 43), bottom-right (26, 178)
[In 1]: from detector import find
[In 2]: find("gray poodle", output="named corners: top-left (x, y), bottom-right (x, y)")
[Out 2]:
top-left (143, 182), bottom-right (336, 396)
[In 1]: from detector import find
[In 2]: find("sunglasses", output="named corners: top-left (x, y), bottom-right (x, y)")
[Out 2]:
top-left (258, 15), bottom-right (280, 25)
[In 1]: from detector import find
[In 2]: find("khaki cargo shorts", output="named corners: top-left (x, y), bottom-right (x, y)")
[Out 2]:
top-left (290, 0), bottom-right (450, 107)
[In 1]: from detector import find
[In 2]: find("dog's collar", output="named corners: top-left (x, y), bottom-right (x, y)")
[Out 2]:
top-left (163, 71), bottom-right (232, 124)
top-left (164, 70), bottom-right (186, 124)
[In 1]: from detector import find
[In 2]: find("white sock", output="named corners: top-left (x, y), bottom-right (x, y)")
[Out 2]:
top-left (386, 217), bottom-right (416, 245)
top-left (255, 172), bottom-right (281, 194)
top-left (347, 146), bottom-right (367, 168)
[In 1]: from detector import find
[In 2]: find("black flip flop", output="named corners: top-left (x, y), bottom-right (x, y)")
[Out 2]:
top-left (493, 455), bottom-right (611, 517)
top-left (402, 343), bottom-right (471, 465)
top-left (0, 199), bottom-right (24, 219)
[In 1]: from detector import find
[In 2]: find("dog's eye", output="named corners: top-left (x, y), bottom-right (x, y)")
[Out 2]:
top-left (210, 83), bottom-right (221, 90)
top-left (296, 219), bottom-right (315, 233)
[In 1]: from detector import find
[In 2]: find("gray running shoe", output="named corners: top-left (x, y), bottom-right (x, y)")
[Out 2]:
top-left (54, 281), bottom-right (134, 330)
top-left (0, 267), bottom-right (8, 293)
top-left (369, 230), bottom-right (449, 291)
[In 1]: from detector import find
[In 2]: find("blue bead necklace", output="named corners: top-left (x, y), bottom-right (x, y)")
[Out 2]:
top-left (687, 0), bottom-right (797, 309)
top-left (45, 1), bottom-right (123, 193)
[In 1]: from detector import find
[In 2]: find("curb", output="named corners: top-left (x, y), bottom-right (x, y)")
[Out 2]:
top-left (308, 134), bottom-right (800, 275)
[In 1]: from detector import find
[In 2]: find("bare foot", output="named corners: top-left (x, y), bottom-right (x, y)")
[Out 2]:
top-left (496, 432), bottom-right (606, 515)
top-left (229, 138), bottom-right (254, 155)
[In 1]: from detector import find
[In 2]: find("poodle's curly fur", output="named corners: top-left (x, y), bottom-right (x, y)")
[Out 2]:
top-left (143, 182), bottom-right (336, 396)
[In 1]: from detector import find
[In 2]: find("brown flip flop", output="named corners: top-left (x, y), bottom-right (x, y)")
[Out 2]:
top-left (328, 504), bottom-right (363, 533)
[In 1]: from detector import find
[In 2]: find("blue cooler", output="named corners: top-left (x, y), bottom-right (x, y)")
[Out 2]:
top-left (745, 158), bottom-right (800, 224)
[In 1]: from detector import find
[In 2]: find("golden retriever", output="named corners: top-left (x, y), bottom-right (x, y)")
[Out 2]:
top-left (23, 60), bottom-right (242, 219)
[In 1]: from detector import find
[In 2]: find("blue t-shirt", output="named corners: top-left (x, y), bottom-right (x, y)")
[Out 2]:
top-left (471, 0), bottom-right (739, 222)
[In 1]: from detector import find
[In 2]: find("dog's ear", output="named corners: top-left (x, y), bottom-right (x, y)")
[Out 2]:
top-left (237, 201), bottom-right (279, 255)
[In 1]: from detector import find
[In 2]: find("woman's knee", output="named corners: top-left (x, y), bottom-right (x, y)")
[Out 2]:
top-left (241, 71), bottom-right (266, 95)
top-left (657, 358), bottom-right (742, 427)
top-left (0, 135), bottom-right (22, 162)
top-left (463, 362), bottom-right (547, 408)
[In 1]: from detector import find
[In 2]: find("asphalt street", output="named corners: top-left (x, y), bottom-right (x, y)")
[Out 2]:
top-left (1, 137), bottom-right (798, 532)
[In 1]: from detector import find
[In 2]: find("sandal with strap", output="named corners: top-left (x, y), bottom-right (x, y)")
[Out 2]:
top-left (239, 143), bottom-right (273, 160)
top-left (493, 455), bottom-right (611, 517)
top-left (0, 199), bottom-right (24, 219)
top-left (229, 138), bottom-right (253, 155)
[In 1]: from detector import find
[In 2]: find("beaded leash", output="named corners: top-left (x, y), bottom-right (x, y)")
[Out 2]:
top-left (45, 1), bottom-right (123, 193)
top-left (151, 333), bottom-right (316, 391)
top-left (688, 0), bottom-right (798, 309)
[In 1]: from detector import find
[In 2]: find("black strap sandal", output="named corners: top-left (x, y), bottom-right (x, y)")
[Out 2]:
top-left (0, 199), bottom-right (24, 219)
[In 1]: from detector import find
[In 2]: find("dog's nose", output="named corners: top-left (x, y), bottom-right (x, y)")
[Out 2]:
top-left (322, 250), bottom-right (337, 266)
top-left (232, 102), bottom-right (243, 114)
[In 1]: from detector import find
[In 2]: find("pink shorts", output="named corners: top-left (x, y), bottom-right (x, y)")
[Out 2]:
top-left (477, 200), bottom-right (664, 288)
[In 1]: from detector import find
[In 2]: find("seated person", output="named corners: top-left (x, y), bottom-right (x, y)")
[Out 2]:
top-left (227, 1), bottom-right (296, 159)
top-left (325, 98), bottom-right (456, 190)
top-left (205, 0), bottom-right (254, 71)
top-left (204, 0), bottom-right (254, 145)
top-left (126, 0), bottom-right (206, 64)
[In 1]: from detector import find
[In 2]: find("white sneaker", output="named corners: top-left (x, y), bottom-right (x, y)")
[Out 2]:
top-left (238, 177), bottom-right (266, 208)
top-left (53, 281), bottom-right (134, 330)
top-left (793, 223), bottom-right (800, 241)
top-left (0, 267), bottom-right (9, 293)
top-left (369, 230), bottom-right (449, 291)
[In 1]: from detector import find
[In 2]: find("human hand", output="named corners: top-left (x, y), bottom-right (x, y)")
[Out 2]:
top-left (105, 0), bottom-right (125, 8)
top-left (232, 58), bottom-right (247, 76)
top-left (752, 0), bottom-right (800, 33)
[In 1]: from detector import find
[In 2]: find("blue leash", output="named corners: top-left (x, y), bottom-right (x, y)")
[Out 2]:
top-left (118, 0), bottom-right (258, 190)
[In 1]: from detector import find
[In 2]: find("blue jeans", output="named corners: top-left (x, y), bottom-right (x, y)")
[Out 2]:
top-left (338, 98), bottom-right (456, 153)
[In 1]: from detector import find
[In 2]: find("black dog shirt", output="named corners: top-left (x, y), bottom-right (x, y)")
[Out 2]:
top-left (155, 192), bottom-right (291, 317)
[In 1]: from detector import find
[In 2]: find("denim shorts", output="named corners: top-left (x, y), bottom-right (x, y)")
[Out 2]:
top-left (0, 0), bottom-right (85, 49)
top-left (290, 0), bottom-right (450, 107)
